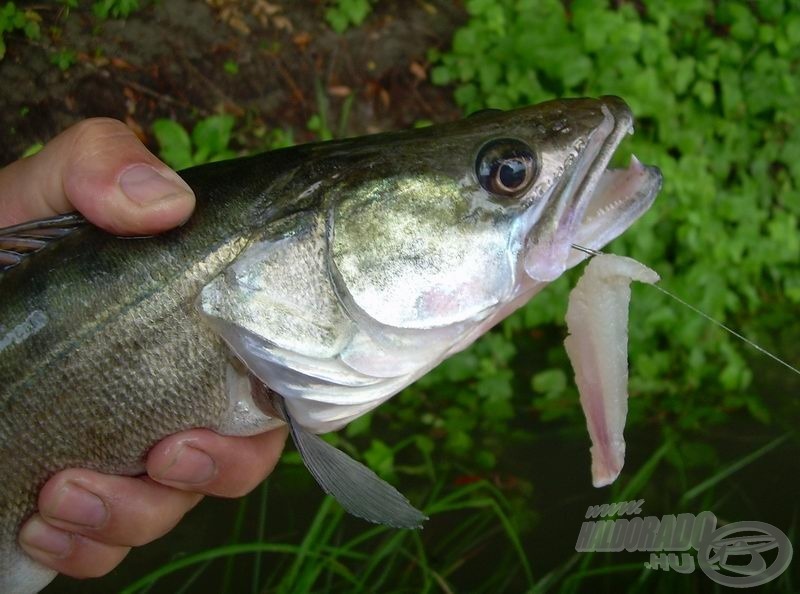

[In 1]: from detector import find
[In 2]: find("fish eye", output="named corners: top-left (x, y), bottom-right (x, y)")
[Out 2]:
top-left (475, 139), bottom-right (537, 197)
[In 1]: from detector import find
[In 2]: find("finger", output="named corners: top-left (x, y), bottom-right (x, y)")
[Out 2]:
top-left (0, 118), bottom-right (195, 234)
top-left (148, 427), bottom-right (288, 498)
top-left (29, 469), bottom-right (202, 547)
top-left (19, 515), bottom-right (130, 579)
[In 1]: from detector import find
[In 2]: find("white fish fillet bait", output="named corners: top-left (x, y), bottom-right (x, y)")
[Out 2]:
top-left (564, 254), bottom-right (659, 487)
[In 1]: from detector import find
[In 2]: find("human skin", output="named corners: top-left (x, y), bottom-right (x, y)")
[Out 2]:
top-left (0, 118), bottom-right (287, 579)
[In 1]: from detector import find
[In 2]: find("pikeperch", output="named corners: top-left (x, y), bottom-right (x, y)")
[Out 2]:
top-left (0, 97), bottom-right (661, 593)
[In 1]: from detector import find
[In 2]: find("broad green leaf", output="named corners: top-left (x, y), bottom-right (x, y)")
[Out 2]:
top-left (152, 119), bottom-right (193, 170)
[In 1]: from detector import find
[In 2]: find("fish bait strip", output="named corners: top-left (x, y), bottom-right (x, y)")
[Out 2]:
top-left (566, 243), bottom-right (798, 487)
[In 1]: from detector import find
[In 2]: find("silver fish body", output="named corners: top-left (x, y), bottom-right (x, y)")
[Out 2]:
top-left (0, 97), bottom-right (660, 593)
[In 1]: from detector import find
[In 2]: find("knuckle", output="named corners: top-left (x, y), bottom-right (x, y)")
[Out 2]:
top-left (66, 118), bottom-right (137, 168)
top-left (37, 469), bottom-right (86, 507)
top-left (69, 117), bottom-right (130, 147)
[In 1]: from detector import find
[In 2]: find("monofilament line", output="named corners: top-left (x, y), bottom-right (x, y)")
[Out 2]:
top-left (571, 244), bottom-right (800, 377)
top-left (647, 283), bottom-right (800, 376)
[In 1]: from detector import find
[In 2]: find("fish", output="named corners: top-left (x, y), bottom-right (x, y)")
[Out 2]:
top-left (0, 96), bottom-right (661, 593)
top-left (564, 253), bottom-right (660, 487)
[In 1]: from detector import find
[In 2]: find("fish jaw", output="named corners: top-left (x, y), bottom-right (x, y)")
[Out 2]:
top-left (522, 97), bottom-right (661, 281)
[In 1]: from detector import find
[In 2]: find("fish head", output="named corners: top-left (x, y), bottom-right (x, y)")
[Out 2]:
top-left (197, 97), bottom-right (662, 435)
top-left (328, 96), bottom-right (662, 333)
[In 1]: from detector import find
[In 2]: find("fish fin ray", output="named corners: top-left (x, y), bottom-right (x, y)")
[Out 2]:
top-left (0, 213), bottom-right (86, 272)
top-left (275, 396), bottom-right (427, 529)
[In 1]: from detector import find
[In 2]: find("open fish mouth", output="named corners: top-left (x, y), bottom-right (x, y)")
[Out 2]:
top-left (571, 154), bottom-right (661, 260)
top-left (525, 97), bottom-right (662, 280)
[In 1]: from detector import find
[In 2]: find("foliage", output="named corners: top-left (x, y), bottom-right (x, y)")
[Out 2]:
top-left (324, 0), bottom-right (374, 33)
top-left (119, 432), bottom-right (795, 593)
top-left (308, 76), bottom-right (356, 140)
top-left (152, 114), bottom-right (295, 170)
top-left (428, 0), bottom-right (800, 441)
top-left (306, 112), bottom-right (334, 141)
top-left (20, 142), bottom-right (43, 157)
top-left (122, 477), bottom-right (537, 594)
top-left (223, 59), bottom-right (239, 75)
top-left (50, 48), bottom-right (77, 70)
top-left (0, 2), bottom-right (40, 60)
top-left (91, 0), bottom-right (140, 19)
top-left (153, 115), bottom-right (237, 170)
top-left (1, 0), bottom-right (143, 70)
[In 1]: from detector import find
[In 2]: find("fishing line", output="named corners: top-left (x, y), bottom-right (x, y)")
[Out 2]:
top-left (571, 243), bottom-right (800, 377)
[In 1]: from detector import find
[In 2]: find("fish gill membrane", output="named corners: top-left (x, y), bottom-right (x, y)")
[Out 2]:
top-left (0, 97), bottom-right (664, 593)
top-left (566, 244), bottom-right (800, 489)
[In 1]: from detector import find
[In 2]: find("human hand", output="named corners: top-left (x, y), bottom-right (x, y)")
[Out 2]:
top-left (1, 118), bottom-right (288, 579)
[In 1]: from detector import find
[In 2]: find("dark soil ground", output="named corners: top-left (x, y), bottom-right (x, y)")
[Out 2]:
top-left (1, 0), bottom-right (465, 166)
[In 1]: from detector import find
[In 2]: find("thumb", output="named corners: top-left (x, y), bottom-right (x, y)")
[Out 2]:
top-left (0, 118), bottom-right (195, 235)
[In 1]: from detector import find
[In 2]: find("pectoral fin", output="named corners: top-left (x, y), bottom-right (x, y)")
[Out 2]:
top-left (273, 396), bottom-right (427, 529)
top-left (0, 213), bottom-right (86, 271)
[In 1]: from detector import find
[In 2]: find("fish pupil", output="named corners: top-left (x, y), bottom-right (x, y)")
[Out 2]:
top-left (498, 159), bottom-right (527, 190)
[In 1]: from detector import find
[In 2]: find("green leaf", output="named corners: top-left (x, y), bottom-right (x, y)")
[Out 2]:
top-left (363, 439), bottom-right (395, 480)
top-left (324, 0), bottom-right (373, 33)
top-left (281, 451), bottom-right (303, 466)
top-left (414, 435), bottom-right (434, 456)
top-left (50, 49), bottom-right (77, 71)
top-left (20, 142), bottom-right (43, 157)
top-left (152, 119), bottom-right (193, 169)
top-left (531, 368), bottom-right (567, 396)
top-left (92, 0), bottom-right (139, 19)
top-left (23, 19), bottom-right (39, 40)
top-left (324, 9), bottom-right (348, 34)
top-left (223, 59), bottom-right (238, 75)
top-left (345, 413), bottom-right (372, 438)
top-left (692, 79), bottom-right (715, 107)
top-left (445, 430), bottom-right (473, 455)
top-left (476, 450), bottom-right (496, 469)
top-left (191, 115), bottom-right (235, 158)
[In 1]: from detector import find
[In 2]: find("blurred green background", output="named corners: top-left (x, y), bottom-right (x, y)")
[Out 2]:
top-left (2, 0), bottom-right (798, 592)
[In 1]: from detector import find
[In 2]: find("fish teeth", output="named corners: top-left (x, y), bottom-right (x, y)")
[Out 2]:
top-left (585, 197), bottom-right (626, 224)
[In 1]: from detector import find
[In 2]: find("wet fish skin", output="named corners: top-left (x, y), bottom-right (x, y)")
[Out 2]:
top-left (0, 98), bottom-right (659, 593)
top-left (0, 156), bottom-right (298, 592)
